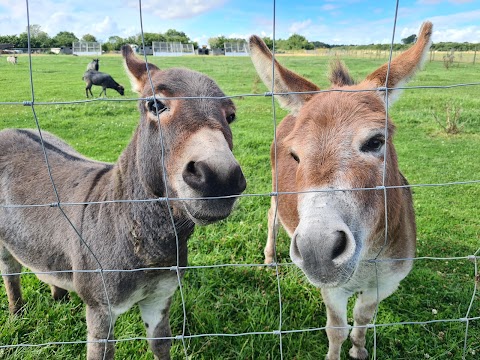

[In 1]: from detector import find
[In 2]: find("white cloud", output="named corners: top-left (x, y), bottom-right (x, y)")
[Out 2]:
top-left (0, 1), bottom-right (478, 46)
top-left (90, 17), bottom-right (121, 39)
top-left (403, 9), bottom-right (480, 43)
top-left (417, 0), bottom-right (442, 4)
top-left (260, 30), bottom-right (273, 39)
top-left (320, 4), bottom-right (337, 11)
top-left (192, 34), bottom-right (210, 47)
top-left (417, 0), bottom-right (474, 4)
top-left (289, 19), bottom-right (312, 34)
top-left (227, 32), bottom-right (250, 40)
top-left (131, 0), bottom-right (227, 20)
top-left (429, 9), bottom-right (480, 27)
top-left (0, 0), bottom-right (226, 40)
top-left (432, 26), bottom-right (480, 42)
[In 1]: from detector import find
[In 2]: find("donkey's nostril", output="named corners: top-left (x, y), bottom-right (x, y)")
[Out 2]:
top-left (232, 165), bottom-right (247, 194)
top-left (331, 231), bottom-right (348, 260)
top-left (182, 161), bottom-right (209, 191)
top-left (186, 161), bottom-right (197, 175)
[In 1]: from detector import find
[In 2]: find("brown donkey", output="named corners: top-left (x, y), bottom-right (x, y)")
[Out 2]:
top-left (0, 45), bottom-right (246, 359)
top-left (249, 22), bottom-right (432, 359)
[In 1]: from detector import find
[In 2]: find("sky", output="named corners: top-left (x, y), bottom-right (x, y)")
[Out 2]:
top-left (0, 0), bottom-right (479, 46)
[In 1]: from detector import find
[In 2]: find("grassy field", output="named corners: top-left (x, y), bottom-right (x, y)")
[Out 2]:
top-left (0, 53), bottom-right (479, 359)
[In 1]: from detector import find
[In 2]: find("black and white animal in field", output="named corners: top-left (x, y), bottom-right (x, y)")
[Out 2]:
top-left (82, 70), bottom-right (125, 98)
top-left (86, 58), bottom-right (99, 71)
top-left (7, 56), bottom-right (17, 65)
top-left (0, 44), bottom-right (246, 359)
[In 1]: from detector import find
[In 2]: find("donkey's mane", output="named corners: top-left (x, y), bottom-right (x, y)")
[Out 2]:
top-left (328, 59), bottom-right (356, 87)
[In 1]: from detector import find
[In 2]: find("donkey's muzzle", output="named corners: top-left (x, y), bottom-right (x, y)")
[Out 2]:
top-left (181, 159), bottom-right (246, 224)
top-left (290, 215), bottom-right (358, 287)
top-left (182, 160), bottom-right (246, 197)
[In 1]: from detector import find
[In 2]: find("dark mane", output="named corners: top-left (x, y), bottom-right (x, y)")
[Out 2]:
top-left (328, 58), bottom-right (356, 87)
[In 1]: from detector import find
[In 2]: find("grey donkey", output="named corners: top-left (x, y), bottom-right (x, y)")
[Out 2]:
top-left (0, 45), bottom-right (246, 359)
top-left (82, 70), bottom-right (125, 98)
top-left (87, 58), bottom-right (99, 71)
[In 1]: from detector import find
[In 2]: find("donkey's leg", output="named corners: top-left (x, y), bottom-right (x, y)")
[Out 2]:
top-left (321, 287), bottom-right (351, 360)
top-left (265, 196), bottom-right (280, 264)
top-left (50, 285), bottom-right (69, 301)
top-left (139, 294), bottom-right (175, 360)
top-left (348, 290), bottom-right (377, 360)
top-left (349, 282), bottom-right (401, 359)
top-left (86, 305), bottom-right (117, 360)
top-left (0, 244), bottom-right (24, 314)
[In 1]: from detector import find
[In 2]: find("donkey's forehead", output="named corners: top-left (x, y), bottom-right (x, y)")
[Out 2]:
top-left (298, 89), bottom-right (388, 128)
top-left (285, 89), bottom-right (392, 148)
top-left (141, 68), bottom-right (226, 98)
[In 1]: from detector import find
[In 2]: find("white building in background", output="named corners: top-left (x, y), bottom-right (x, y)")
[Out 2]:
top-left (224, 41), bottom-right (249, 56)
top-left (152, 42), bottom-right (195, 56)
top-left (72, 41), bottom-right (101, 56)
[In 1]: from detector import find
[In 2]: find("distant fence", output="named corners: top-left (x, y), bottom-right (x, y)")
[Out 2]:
top-left (302, 48), bottom-right (478, 64)
top-left (1, 48), bottom-right (49, 54)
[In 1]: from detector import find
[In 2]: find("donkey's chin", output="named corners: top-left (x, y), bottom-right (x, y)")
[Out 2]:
top-left (182, 198), bottom-right (237, 226)
top-left (295, 262), bottom-right (357, 289)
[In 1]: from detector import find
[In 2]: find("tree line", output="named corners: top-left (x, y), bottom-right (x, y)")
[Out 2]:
top-left (1, 25), bottom-right (478, 53)
top-left (0, 25), bottom-right (196, 52)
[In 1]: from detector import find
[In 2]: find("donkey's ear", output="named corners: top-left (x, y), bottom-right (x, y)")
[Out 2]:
top-left (122, 45), bottom-right (160, 93)
top-left (249, 35), bottom-right (320, 115)
top-left (361, 21), bottom-right (433, 105)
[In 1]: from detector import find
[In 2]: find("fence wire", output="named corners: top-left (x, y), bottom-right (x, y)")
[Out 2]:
top-left (0, 0), bottom-right (479, 359)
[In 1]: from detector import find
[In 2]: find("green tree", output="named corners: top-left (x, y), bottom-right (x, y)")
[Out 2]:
top-left (0, 34), bottom-right (19, 47)
top-left (26, 24), bottom-right (42, 38)
top-left (19, 25), bottom-right (52, 48)
top-left (35, 31), bottom-right (52, 48)
top-left (208, 35), bottom-right (227, 49)
top-left (262, 37), bottom-right (274, 50)
top-left (17, 32), bottom-right (29, 48)
top-left (82, 34), bottom-right (97, 42)
top-left (401, 34), bottom-right (417, 45)
top-left (311, 41), bottom-right (331, 49)
top-left (142, 32), bottom-right (166, 44)
top-left (164, 29), bottom-right (190, 43)
top-left (124, 35), bottom-right (139, 45)
top-left (285, 34), bottom-right (313, 50)
top-left (103, 35), bottom-right (126, 51)
top-left (208, 36), bottom-right (247, 49)
top-left (52, 31), bottom-right (78, 47)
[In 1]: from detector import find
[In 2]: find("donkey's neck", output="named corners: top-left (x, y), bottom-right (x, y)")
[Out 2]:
top-left (101, 126), bottom-right (195, 267)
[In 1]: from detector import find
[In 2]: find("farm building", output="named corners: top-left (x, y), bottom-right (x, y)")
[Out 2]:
top-left (152, 42), bottom-right (195, 56)
top-left (72, 41), bottom-right (101, 56)
top-left (51, 46), bottom-right (73, 55)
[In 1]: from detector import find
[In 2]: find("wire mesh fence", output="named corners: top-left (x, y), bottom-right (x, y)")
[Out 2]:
top-left (0, 0), bottom-right (479, 359)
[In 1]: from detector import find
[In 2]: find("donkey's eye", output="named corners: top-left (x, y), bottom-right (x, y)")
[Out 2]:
top-left (147, 99), bottom-right (167, 115)
top-left (290, 151), bottom-right (300, 163)
top-left (226, 113), bottom-right (236, 123)
top-left (361, 135), bottom-right (385, 153)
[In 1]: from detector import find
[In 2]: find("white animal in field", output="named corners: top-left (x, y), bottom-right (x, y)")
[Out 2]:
top-left (7, 56), bottom-right (17, 65)
top-left (249, 21), bottom-right (433, 360)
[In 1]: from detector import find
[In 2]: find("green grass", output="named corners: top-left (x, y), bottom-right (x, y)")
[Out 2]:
top-left (0, 54), bottom-right (479, 359)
